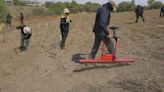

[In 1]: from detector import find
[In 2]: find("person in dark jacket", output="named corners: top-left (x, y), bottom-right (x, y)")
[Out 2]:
top-left (20, 12), bottom-right (24, 24)
top-left (16, 25), bottom-right (32, 51)
top-left (135, 5), bottom-right (145, 23)
top-left (60, 8), bottom-right (72, 49)
top-left (89, 0), bottom-right (117, 59)
top-left (160, 6), bottom-right (164, 18)
top-left (6, 13), bottom-right (12, 27)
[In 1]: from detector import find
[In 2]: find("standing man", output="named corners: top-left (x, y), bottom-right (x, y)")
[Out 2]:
top-left (20, 12), bottom-right (24, 24)
top-left (3, 13), bottom-right (12, 42)
top-left (16, 25), bottom-right (32, 51)
top-left (6, 13), bottom-right (12, 28)
top-left (60, 8), bottom-right (72, 49)
top-left (160, 6), bottom-right (164, 18)
top-left (135, 5), bottom-right (145, 23)
top-left (89, 0), bottom-right (117, 59)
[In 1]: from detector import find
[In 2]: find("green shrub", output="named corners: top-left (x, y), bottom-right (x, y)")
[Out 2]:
top-left (117, 0), bottom-right (135, 12)
top-left (13, 0), bottom-right (25, 6)
top-left (0, 0), bottom-right (9, 22)
top-left (35, 1), bottom-right (101, 16)
top-left (148, 0), bottom-right (163, 9)
top-left (32, 8), bottom-right (46, 15)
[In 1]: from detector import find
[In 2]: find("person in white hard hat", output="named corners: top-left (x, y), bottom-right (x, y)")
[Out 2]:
top-left (89, 0), bottom-right (117, 59)
top-left (16, 24), bottom-right (32, 51)
top-left (60, 8), bottom-right (72, 49)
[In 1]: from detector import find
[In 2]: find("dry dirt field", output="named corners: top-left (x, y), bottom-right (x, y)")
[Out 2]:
top-left (0, 9), bottom-right (164, 92)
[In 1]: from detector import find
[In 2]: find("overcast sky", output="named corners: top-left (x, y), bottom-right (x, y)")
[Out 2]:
top-left (38, 0), bottom-right (164, 5)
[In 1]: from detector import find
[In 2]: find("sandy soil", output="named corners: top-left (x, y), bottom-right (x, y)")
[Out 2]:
top-left (0, 9), bottom-right (164, 92)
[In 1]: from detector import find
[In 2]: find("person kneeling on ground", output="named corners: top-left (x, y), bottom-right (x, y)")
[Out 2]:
top-left (89, 0), bottom-right (117, 59)
top-left (60, 8), bottom-right (72, 49)
top-left (16, 25), bottom-right (32, 51)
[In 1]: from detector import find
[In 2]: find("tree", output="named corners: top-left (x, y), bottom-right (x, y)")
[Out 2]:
top-left (153, 1), bottom-right (163, 9)
top-left (45, 1), bottom-right (54, 8)
top-left (117, 1), bottom-right (131, 11)
top-left (71, 0), bottom-right (77, 5)
top-left (148, 0), bottom-right (155, 9)
top-left (13, 0), bottom-right (25, 5)
top-left (130, 0), bottom-right (135, 10)
top-left (148, 0), bottom-right (163, 9)
top-left (32, 1), bottom-right (101, 15)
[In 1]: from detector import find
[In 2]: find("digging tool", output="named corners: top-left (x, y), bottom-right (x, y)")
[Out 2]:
top-left (80, 26), bottom-right (134, 64)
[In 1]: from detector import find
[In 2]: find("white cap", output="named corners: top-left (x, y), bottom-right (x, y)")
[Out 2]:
top-left (109, 0), bottom-right (117, 11)
top-left (23, 26), bottom-right (32, 34)
top-left (63, 8), bottom-right (70, 14)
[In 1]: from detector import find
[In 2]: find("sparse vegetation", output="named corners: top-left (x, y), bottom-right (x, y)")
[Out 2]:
top-left (117, 0), bottom-right (164, 12)
top-left (31, 0), bottom-right (164, 16)
top-left (32, 8), bottom-right (46, 16)
top-left (32, 0), bottom-right (101, 16)
top-left (0, 0), bottom-right (9, 22)
top-left (147, 0), bottom-right (164, 9)
top-left (13, 0), bottom-right (26, 6)
top-left (117, 1), bottom-right (135, 12)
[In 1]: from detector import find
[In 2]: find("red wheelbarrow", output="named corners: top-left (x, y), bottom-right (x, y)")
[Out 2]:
top-left (80, 26), bottom-right (134, 64)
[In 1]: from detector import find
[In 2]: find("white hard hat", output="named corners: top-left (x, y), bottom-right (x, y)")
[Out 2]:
top-left (63, 8), bottom-right (70, 14)
top-left (23, 26), bottom-right (32, 34)
top-left (109, 0), bottom-right (117, 11)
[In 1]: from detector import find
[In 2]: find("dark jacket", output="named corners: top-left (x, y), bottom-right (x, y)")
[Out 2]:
top-left (93, 3), bottom-right (114, 36)
top-left (60, 17), bottom-right (69, 27)
top-left (60, 15), bottom-right (72, 28)
top-left (20, 14), bottom-right (24, 22)
top-left (6, 14), bottom-right (12, 23)
top-left (135, 5), bottom-right (144, 15)
top-left (16, 25), bottom-right (32, 39)
top-left (161, 6), bottom-right (164, 12)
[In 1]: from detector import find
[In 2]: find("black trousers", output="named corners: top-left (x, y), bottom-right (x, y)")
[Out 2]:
top-left (60, 26), bottom-right (69, 49)
top-left (20, 34), bottom-right (30, 51)
top-left (20, 19), bottom-right (24, 24)
top-left (90, 34), bottom-right (114, 59)
top-left (7, 21), bottom-right (12, 27)
top-left (136, 14), bottom-right (145, 23)
top-left (160, 11), bottom-right (164, 17)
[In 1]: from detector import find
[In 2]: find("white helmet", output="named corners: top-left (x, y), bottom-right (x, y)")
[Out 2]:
top-left (23, 26), bottom-right (32, 34)
top-left (63, 8), bottom-right (70, 14)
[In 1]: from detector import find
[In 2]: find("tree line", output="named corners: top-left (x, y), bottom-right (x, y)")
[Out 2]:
top-left (0, 0), bottom-right (164, 21)
top-left (33, 0), bottom-right (101, 15)
top-left (33, 0), bottom-right (164, 15)
top-left (118, 0), bottom-right (164, 12)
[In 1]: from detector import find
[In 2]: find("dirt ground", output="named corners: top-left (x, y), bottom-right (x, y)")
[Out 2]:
top-left (0, 9), bottom-right (164, 92)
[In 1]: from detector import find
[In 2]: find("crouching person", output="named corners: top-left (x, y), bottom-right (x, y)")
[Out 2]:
top-left (16, 25), bottom-right (32, 51)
